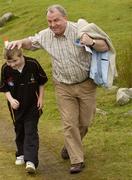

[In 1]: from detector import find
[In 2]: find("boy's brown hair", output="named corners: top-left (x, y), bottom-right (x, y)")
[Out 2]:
top-left (4, 47), bottom-right (23, 60)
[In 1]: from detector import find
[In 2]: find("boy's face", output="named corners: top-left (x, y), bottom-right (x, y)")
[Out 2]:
top-left (6, 55), bottom-right (24, 70)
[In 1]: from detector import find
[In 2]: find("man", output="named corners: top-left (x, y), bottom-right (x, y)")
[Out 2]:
top-left (8, 4), bottom-right (109, 174)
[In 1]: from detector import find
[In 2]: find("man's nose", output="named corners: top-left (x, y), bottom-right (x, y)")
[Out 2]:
top-left (51, 21), bottom-right (56, 27)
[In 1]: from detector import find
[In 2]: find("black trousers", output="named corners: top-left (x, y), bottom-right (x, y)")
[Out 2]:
top-left (14, 106), bottom-right (39, 167)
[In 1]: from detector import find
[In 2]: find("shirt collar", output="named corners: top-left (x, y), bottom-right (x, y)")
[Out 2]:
top-left (63, 21), bottom-right (70, 38)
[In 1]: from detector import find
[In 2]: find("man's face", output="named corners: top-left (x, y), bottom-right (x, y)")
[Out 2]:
top-left (6, 55), bottom-right (24, 70)
top-left (47, 9), bottom-right (67, 36)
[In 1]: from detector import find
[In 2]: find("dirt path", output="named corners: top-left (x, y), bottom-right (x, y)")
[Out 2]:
top-left (0, 119), bottom-right (84, 180)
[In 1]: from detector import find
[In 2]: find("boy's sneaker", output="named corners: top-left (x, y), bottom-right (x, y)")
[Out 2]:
top-left (26, 161), bottom-right (36, 174)
top-left (15, 155), bottom-right (25, 165)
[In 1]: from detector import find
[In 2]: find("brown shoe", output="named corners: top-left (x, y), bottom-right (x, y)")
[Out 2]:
top-left (61, 146), bottom-right (69, 160)
top-left (70, 162), bottom-right (85, 174)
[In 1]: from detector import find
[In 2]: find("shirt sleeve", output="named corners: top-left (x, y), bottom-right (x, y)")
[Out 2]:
top-left (28, 33), bottom-right (42, 50)
top-left (34, 60), bottom-right (48, 85)
top-left (0, 65), bottom-right (9, 92)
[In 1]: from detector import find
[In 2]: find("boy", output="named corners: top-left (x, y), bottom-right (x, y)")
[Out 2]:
top-left (0, 47), bottom-right (48, 174)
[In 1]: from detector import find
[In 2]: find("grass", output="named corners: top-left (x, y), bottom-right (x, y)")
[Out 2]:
top-left (0, 0), bottom-right (132, 179)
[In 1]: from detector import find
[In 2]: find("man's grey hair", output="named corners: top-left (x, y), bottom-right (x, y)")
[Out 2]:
top-left (46, 4), bottom-right (67, 17)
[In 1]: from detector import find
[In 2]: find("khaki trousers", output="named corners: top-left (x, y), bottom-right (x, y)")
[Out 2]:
top-left (54, 79), bottom-right (96, 164)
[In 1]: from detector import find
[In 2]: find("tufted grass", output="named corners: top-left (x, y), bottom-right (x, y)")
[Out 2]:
top-left (0, 0), bottom-right (132, 180)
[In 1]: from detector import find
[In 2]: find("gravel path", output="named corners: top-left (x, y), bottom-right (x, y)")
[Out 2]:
top-left (0, 119), bottom-right (84, 180)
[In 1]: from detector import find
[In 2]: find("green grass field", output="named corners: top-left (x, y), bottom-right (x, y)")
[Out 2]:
top-left (0, 0), bottom-right (132, 179)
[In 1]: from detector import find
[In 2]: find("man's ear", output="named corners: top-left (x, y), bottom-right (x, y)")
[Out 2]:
top-left (64, 16), bottom-right (68, 21)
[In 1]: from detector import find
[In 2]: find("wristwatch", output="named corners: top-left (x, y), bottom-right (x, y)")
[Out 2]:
top-left (91, 39), bottom-right (96, 47)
